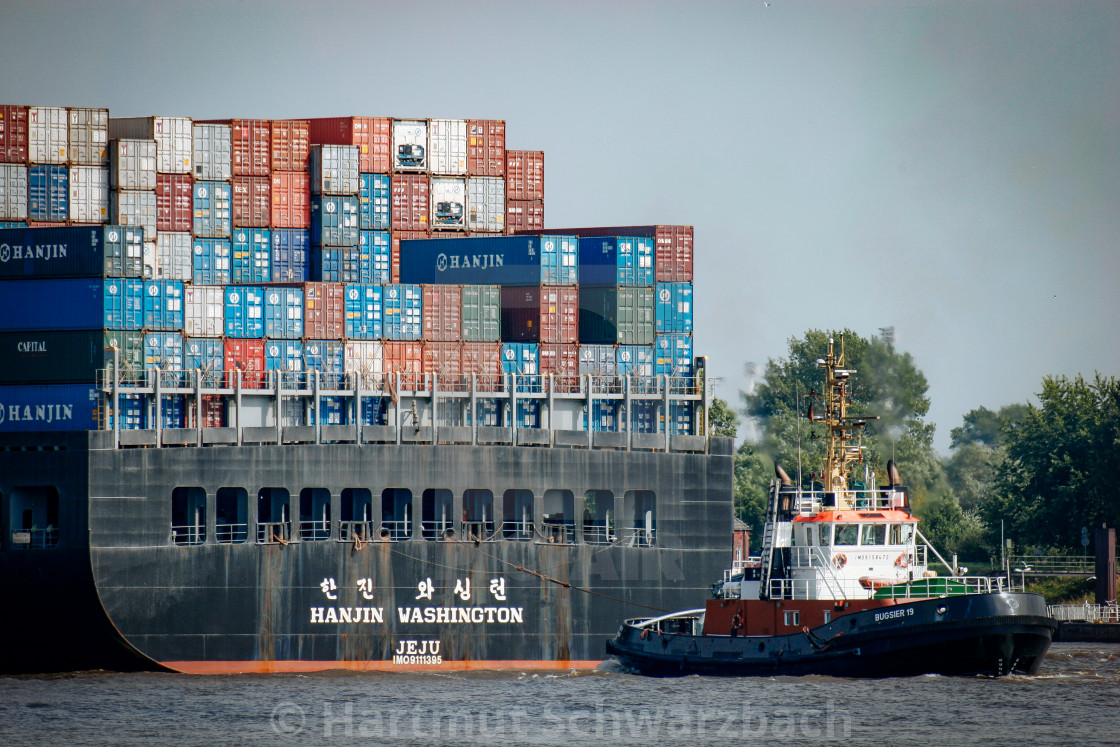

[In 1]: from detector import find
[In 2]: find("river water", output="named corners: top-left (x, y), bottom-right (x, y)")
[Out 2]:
top-left (2, 643), bottom-right (1118, 746)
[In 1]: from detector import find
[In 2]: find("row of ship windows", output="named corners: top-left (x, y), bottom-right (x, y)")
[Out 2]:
top-left (794, 523), bottom-right (916, 547)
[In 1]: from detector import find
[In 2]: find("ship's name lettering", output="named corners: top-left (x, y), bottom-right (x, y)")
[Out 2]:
top-left (17, 341), bottom-right (47, 352)
top-left (309, 607), bottom-right (385, 624)
top-left (436, 252), bottom-right (504, 272)
top-left (1, 403), bottom-right (73, 425)
top-left (0, 242), bottom-right (69, 263)
top-left (874, 607), bottom-right (914, 623)
top-left (397, 606), bottom-right (524, 624)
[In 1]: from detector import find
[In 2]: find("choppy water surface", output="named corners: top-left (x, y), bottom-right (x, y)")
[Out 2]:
top-left (2, 643), bottom-right (1119, 746)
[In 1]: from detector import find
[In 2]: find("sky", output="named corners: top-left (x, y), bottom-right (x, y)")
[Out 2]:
top-left (3, 0), bottom-right (1117, 454)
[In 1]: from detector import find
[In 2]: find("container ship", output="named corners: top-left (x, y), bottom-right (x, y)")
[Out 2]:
top-left (0, 106), bottom-right (733, 674)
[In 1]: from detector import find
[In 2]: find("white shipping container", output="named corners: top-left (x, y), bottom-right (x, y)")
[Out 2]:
top-left (309, 144), bottom-right (359, 195)
top-left (430, 177), bottom-right (466, 230)
top-left (467, 177), bottom-right (505, 233)
top-left (68, 108), bottom-right (109, 166)
top-left (156, 231), bottom-right (192, 281)
top-left (111, 189), bottom-right (157, 243)
top-left (110, 116), bottom-right (193, 174)
top-left (184, 285), bottom-right (225, 337)
top-left (429, 119), bottom-right (467, 175)
top-left (344, 341), bottom-right (384, 378)
top-left (0, 163), bottom-right (28, 221)
top-left (68, 165), bottom-right (109, 223)
top-left (109, 139), bottom-right (157, 190)
top-left (142, 241), bottom-right (158, 279)
top-left (28, 106), bottom-right (68, 164)
top-left (192, 123), bottom-right (231, 180)
top-left (391, 119), bottom-right (429, 172)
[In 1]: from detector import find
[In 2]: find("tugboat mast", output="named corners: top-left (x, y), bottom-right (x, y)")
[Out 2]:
top-left (812, 336), bottom-right (875, 501)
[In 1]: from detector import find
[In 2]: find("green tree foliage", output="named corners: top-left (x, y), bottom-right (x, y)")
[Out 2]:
top-left (734, 441), bottom-right (769, 536)
top-left (949, 404), bottom-right (1030, 448)
top-left (708, 397), bottom-right (740, 439)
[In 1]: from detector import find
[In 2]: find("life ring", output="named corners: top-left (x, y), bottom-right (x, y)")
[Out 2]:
top-left (895, 553), bottom-right (909, 568)
top-left (833, 553), bottom-right (847, 569)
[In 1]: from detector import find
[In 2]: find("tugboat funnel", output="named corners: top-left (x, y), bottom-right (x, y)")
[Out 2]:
top-left (888, 459), bottom-right (902, 488)
top-left (775, 463), bottom-right (792, 487)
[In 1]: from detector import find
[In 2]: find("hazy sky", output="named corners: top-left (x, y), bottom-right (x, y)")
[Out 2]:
top-left (4, 0), bottom-right (1117, 453)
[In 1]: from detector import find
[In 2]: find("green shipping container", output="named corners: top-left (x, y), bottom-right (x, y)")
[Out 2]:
top-left (578, 286), bottom-right (654, 345)
top-left (461, 284), bottom-right (500, 342)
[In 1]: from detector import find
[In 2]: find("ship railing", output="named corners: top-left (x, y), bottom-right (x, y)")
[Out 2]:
top-left (1048, 602), bottom-right (1120, 623)
top-left (540, 521), bottom-right (576, 545)
top-left (378, 520), bottom-right (411, 542)
top-left (9, 528), bottom-right (60, 549)
top-left (420, 520), bottom-right (455, 541)
top-left (215, 522), bottom-right (248, 544)
top-left (1008, 555), bottom-right (1095, 575)
top-left (257, 521), bottom-right (292, 544)
top-left (872, 575), bottom-right (1009, 600)
top-left (298, 520), bottom-right (331, 541)
top-left (792, 489), bottom-right (910, 515)
top-left (583, 523), bottom-right (617, 545)
top-left (461, 520), bottom-right (497, 542)
top-left (171, 524), bottom-right (205, 546)
top-left (501, 520), bottom-right (534, 542)
top-left (623, 527), bottom-right (656, 547)
top-left (340, 521), bottom-right (376, 543)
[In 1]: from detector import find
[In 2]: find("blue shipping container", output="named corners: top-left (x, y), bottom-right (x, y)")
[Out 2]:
top-left (263, 286), bottom-right (304, 339)
top-left (344, 284), bottom-right (383, 340)
top-left (184, 337), bottom-right (224, 386)
top-left (143, 280), bottom-right (185, 331)
top-left (311, 397), bottom-right (346, 425)
top-left (0, 383), bottom-right (99, 432)
top-left (579, 344), bottom-right (616, 376)
top-left (28, 165), bottom-right (68, 222)
top-left (399, 235), bottom-right (578, 286)
top-left (501, 342), bottom-right (539, 375)
top-left (271, 229), bottom-right (309, 282)
top-left (304, 340), bottom-right (345, 388)
top-left (0, 225), bottom-right (145, 279)
top-left (359, 174), bottom-right (391, 230)
top-left (231, 228), bottom-right (271, 284)
top-left (0, 222), bottom-right (26, 229)
top-left (159, 394), bottom-right (187, 429)
top-left (654, 282), bottom-right (693, 334)
top-left (224, 285), bottom-right (265, 338)
top-left (362, 229), bottom-right (391, 283)
top-left (112, 393), bottom-right (146, 430)
top-left (265, 339), bottom-right (304, 387)
top-left (381, 284), bottom-right (422, 341)
top-left (576, 236), bottom-right (654, 287)
top-left (617, 344), bottom-right (654, 377)
top-left (193, 181), bottom-right (232, 238)
top-left (358, 396), bottom-right (390, 426)
top-left (192, 237), bottom-right (232, 285)
top-left (654, 333), bottom-right (693, 377)
top-left (0, 278), bottom-right (145, 331)
top-left (310, 245), bottom-right (371, 283)
top-left (143, 331), bottom-right (184, 371)
top-left (584, 400), bottom-right (620, 432)
top-left (310, 195), bottom-right (359, 247)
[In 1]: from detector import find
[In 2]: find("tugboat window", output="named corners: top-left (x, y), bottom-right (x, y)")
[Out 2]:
top-left (834, 524), bottom-right (859, 546)
top-left (861, 523), bottom-right (886, 545)
top-left (299, 488), bottom-right (331, 541)
top-left (215, 487), bottom-right (247, 543)
top-left (381, 488), bottom-right (412, 541)
top-left (818, 524), bottom-right (832, 546)
top-left (171, 487), bottom-right (206, 546)
top-left (891, 523), bottom-right (915, 545)
top-left (502, 489), bottom-right (534, 541)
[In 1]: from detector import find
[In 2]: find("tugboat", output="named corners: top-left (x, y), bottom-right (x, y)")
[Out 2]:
top-left (607, 337), bottom-right (1057, 677)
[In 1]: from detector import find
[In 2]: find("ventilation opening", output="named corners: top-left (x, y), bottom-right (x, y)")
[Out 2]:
top-left (216, 487), bottom-right (248, 543)
top-left (502, 489), bottom-right (533, 541)
top-left (299, 488), bottom-right (331, 541)
top-left (258, 487), bottom-right (292, 543)
top-left (9, 486), bottom-right (60, 549)
top-left (421, 489), bottom-right (454, 540)
top-left (171, 487), bottom-right (206, 545)
top-left (380, 488), bottom-right (411, 541)
top-left (582, 490), bottom-right (615, 545)
top-left (340, 488), bottom-right (374, 542)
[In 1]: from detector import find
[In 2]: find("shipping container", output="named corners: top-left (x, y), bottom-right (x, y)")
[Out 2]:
top-left (310, 244), bottom-right (371, 283)
top-left (303, 282), bottom-right (345, 339)
top-left (0, 329), bottom-right (107, 384)
top-left (270, 171), bottom-right (310, 229)
top-left (466, 120), bottom-right (505, 177)
top-left (430, 176), bottom-right (466, 230)
top-left (0, 383), bottom-right (99, 432)
top-left (399, 234), bottom-right (576, 286)
top-left (108, 139), bottom-right (156, 190)
top-left (358, 173), bottom-right (390, 230)
top-left (585, 400), bottom-right (620, 432)
top-left (109, 116), bottom-right (192, 174)
top-left (193, 393), bottom-right (227, 427)
top-left (308, 116), bottom-right (391, 173)
top-left (191, 237), bottom-right (231, 285)
top-left (28, 106), bottom-right (68, 164)
top-left (106, 392), bottom-right (145, 430)
top-left (381, 283), bottom-right (422, 341)
top-left (0, 225), bottom-right (143, 279)
top-left (183, 285), bottom-right (224, 337)
top-left (422, 340), bottom-right (461, 375)
top-left (232, 175), bottom-right (271, 227)
top-left (654, 282), bottom-right (693, 334)
top-left (576, 235), bottom-right (654, 287)
top-left (232, 228), bottom-right (271, 284)
top-left (429, 119), bottom-right (467, 175)
top-left (501, 342), bottom-right (539, 377)
top-left (192, 123), bottom-right (231, 180)
top-left (104, 329), bottom-right (145, 380)
top-left (0, 105), bottom-right (29, 163)
top-left (28, 164), bottom-right (68, 222)
top-left (578, 344), bottom-right (616, 376)
top-left (310, 144), bottom-right (359, 195)
top-left (362, 230), bottom-right (391, 283)
top-left (184, 336), bottom-right (224, 386)
top-left (535, 225), bottom-right (693, 282)
top-left (310, 195), bottom-right (359, 247)
top-left (304, 339), bottom-right (345, 387)
top-left (391, 119), bottom-right (428, 172)
top-left (144, 331), bottom-right (184, 371)
top-left (143, 279), bottom-right (184, 331)
top-left (263, 286), bottom-right (304, 339)
top-left (265, 339), bottom-right (303, 386)
top-left (504, 199), bottom-right (543, 235)
top-left (343, 283), bottom-right (382, 340)
top-left (270, 119), bottom-right (310, 171)
top-left (504, 150), bottom-right (543, 200)
top-left (0, 163), bottom-right (28, 221)
top-left (391, 230), bottom-right (427, 283)
top-left (0, 277), bottom-right (145, 330)
top-left (155, 231), bottom-right (192, 281)
top-left (110, 189), bottom-right (156, 240)
top-left (343, 340), bottom-right (383, 377)
top-left (467, 176), bottom-right (504, 233)
top-left (390, 174), bottom-right (429, 231)
top-left (68, 107), bottom-right (109, 166)
top-left (223, 337), bottom-right (266, 388)
top-left (422, 283), bottom-right (461, 341)
top-left (578, 285), bottom-right (654, 344)
top-left (155, 173), bottom-right (192, 231)
top-left (219, 119), bottom-right (271, 177)
top-left (616, 344), bottom-right (654, 378)
top-left (192, 180), bottom-right (232, 237)
top-left (538, 342), bottom-right (580, 392)
top-left (500, 285), bottom-right (578, 343)
top-left (459, 342), bottom-right (501, 388)
top-left (270, 228), bottom-right (308, 282)
top-left (224, 285), bottom-right (264, 338)
top-left (654, 333), bottom-right (692, 377)
top-left (461, 284), bottom-right (500, 342)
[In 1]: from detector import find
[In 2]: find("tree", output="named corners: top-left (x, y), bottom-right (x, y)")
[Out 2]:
top-left (950, 404), bottom-right (1030, 449)
top-left (708, 397), bottom-right (739, 439)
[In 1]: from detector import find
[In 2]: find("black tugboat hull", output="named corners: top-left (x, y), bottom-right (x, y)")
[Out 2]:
top-left (606, 593), bottom-right (1057, 678)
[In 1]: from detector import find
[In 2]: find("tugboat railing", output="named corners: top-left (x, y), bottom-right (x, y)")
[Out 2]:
top-left (1048, 603), bottom-right (1120, 623)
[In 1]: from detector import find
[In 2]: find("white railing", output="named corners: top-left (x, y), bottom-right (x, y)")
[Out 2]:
top-left (541, 522), bottom-right (575, 544)
top-left (767, 573), bottom-right (1007, 601)
top-left (257, 521), bottom-right (292, 544)
top-left (787, 488), bottom-right (910, 515)
top-left (379, 520), bottom-right (411, 542)
top-left (299, 520), bottom-right (330, 541)
top-left (624, 527), bottom-right (656, 548)
top-left (583, 523), bottom-right (617, 545)
top-left (339, 520), bottom-right (376, 542)
top-left (421, 519), bottom-right (454, 540)
top-left (502, 520), bottom-right (534, 541)
top-left (215, 522), bottom-right (248, 543)
top-left (1048, 603), bottom-right (1120, 623)
top-left (171, 524), bottom-right (205, 546)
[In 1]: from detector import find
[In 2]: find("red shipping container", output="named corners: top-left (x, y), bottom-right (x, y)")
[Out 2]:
top-left (505, 150), bottom-right (543, 200)
top-left (232, 175), bottom-right (271, 227)
top-left (533, 225), bottom-right (694, 282)
top-left (460, 342), bottom-right (502, 391)
top-left (303, 282), bottom-right (345, 339)
top-left (466, 119), bottom-right (506, 177)
top-left (0, 105), bottom-right (30, 163)
top-left (383, 341), bottom-right (424, 388)
top-left (422, 341), bottom-right (461, 376)
top-left (191, 394), bottom-right (227, 428)
top-left (391, 173), bottom-right (429, 232)
top-left (270, 119), bottom-right (310, 171)
top-left (224, 338), bottom-right (266, 389)
top-left (422, 284), bottom-right (462, 341)
top-left (308, 116), bottom-right (392, 174)
top-left (501, 286), bottom-right (578, 344)
top-left (201, 119), bottom-right (271, 176)
top-left (505, 199), bottom-right (544, 235)
top-left (392, 230), bottom-right (428, 283)
top-left (156, 173), bottom-right (193, 232)
top-left (270, 171), bottom-right (310, 228)
top-left (539, 342), bottom-right (580, 393)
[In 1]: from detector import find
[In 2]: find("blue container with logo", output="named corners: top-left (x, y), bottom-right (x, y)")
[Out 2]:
top-left (381, 284), bottom-right (422, 340)
top-left (263, 286), bottom-right (304, 339)
top-left (310, 195), bottom-right (359, 247)
top-left (0, 278), bottom-right (146, 331)
top-left (143, 331), bottom-right (184, 372)
top-left (224, 285), bottom-right (264, 338)
top-left (654, 282), bottom-right (693, 334)
top-left (577, 236), bottom-right (654, 287)
top-left (363, 229), bottom-right (391, 283)
top-left (616, 344), bottom-right (654, 378)
top-left (0, 383), bottom-right (99, 432)
top-left (159, 394), bottom-right (187, 429)
top-left (359, 174), bottom-right (390, 230)
top-left (578, 344), bottom-right (616, 376)
top-left (28, 165), bottom-right (68, 222)
top-left (192, 237), bottom-right (232, 285)
top-left (344, 284), bottom-right (382, 339)
top-left (399, 235), bottom-right (578, 286)
top-left (143, 280), bottom-right (185, 331)
top-left (184, 336), bottom-right (224, 386)
top-left (232, 228), bottom-right (271, 284)
top-left (192, 181), bottom-right (232, 238)
top-left (0, 225), bottom-right (145, 279)
top-left (304, 339), bottom-right (345, 388)
top-left (270, 229), bottom-right (309, 282)
top-left (501, 342), bottom-right (539, 376)
top-left (654, 333), bottom-right (693, 377)
top-left (265, 339), bottom-right (304, 387)
top-left (310, 245), bottom-right (371, 283)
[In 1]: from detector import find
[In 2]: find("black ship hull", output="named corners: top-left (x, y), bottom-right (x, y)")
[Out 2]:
top-left (606, 593), bottom-right (1057, 678)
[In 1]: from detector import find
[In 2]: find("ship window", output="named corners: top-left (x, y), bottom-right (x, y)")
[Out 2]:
top-left (624, 491), bottom-right (656, 547)
top-left (860, 523), bottom-right (886, 546)
top-left (823, 610), bottom-right (831, 624)
top-left (258, 487), bottom-right (292, 544)
top-left (818, 524), bottom-right (832, 546)
top-left (890, 523), bottom-right (915, 545)
top-left (8, 486), bottom-right (60, 549)
top-left (583, 490), bottom-right (615, 545)
top-left (542, 489), bottom-right (575, 544)
top-left (783, 610), bottom-right (800, 626)
top-left (834, 524), bottom-right (859, 546)
top-left (381, 488), bottom-right (412, 541)
top-left (216, 487), bottom-right (248, 543)
top-left (462, 489), bottom-right (495, 541)
top-left (171, 487), bottom-right (206, 545)
top-left (340, 488), bottom-right (374, 542)
top-left (299, 488), bottom-right (331, 541)
top-left (422, 489), bottom-right (454, 540)
top-left (502, 489), bottom-right (534, 541)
